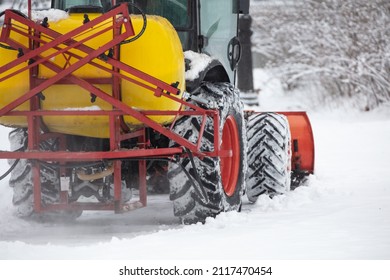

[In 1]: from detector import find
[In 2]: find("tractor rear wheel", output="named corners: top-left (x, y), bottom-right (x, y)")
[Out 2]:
top-left (246, 113), bottom-right (291, 203)
top-left (8, 128), bottom-right (81, 220)
top-left (168, 82), bottom-right (246, 224)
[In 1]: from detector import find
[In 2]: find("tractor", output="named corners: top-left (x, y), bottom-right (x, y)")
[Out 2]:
top-left (0, 0), bottom-right (314, 224)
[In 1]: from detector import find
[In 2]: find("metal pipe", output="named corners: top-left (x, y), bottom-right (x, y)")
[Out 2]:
top-left (28, 0), bottom-right (31, 19)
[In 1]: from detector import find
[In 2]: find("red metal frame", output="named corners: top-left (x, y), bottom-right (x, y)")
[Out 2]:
top-left (0, 4), bottom-right (223, 214)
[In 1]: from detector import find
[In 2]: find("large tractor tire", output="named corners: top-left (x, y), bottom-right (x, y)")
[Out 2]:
top-left (246, 113), bottom-right (291, 203)
top-left (8, 128), bottom-right (81, 220)
top-left (168, 82), bottom-right (246, 224)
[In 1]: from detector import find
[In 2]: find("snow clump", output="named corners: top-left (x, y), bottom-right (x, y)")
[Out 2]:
top-left (184, 50), bottom-right (213, 81)
top-left (31, 9), bottom-right (69, 22)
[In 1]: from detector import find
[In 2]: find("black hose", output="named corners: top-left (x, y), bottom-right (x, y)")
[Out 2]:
top-left (0, 43), bottom-right (15, 51)
top-left (0, 146), bottom-right (24, 181)
top-left (0, 158), bottom-right (19, 181)
top-left (120, 2), bottom-right (147, 45)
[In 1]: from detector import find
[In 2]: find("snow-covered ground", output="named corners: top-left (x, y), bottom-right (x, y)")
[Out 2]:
top-left (0, 68), bottom-right (389, 260)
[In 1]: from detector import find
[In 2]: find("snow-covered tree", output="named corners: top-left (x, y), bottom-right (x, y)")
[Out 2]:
top-left (252, 0), bottom-right (390, 110)
top-left (0, 0), bottom-right (50, 10)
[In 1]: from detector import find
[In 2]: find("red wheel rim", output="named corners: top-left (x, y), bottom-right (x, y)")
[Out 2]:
top-left (220, 115), bottom-right (240, 197)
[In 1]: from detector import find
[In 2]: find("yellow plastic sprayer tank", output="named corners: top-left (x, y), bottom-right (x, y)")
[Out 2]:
top-left (0, 11), bottom-right (185, 138)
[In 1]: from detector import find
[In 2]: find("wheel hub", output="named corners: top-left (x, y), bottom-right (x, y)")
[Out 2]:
top-left (220, 115), bottom-right (240, 196)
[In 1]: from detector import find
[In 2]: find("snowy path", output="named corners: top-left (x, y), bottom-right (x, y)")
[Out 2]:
top-left (0, 110), bottom-right (389, 259)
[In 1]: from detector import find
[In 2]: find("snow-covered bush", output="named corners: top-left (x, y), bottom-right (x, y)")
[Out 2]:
top-left (0, 0), bottom-right (50, 10)
top-left (252, 0), bottom-right (390, 110)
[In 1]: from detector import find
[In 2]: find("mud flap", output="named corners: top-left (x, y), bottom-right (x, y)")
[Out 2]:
top-left (279, 112), bottom-right (315, 188)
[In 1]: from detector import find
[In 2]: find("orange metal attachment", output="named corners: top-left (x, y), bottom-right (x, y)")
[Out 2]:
top-left (280, 112), bottom-right (315, 174)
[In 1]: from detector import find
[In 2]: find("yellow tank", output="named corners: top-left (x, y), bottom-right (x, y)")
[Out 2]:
top-left (0, 13), bottom-right (185, 138)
